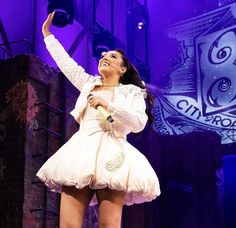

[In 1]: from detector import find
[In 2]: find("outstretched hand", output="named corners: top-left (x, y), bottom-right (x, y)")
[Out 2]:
top-left (42, 11), bottom-right (55, 37)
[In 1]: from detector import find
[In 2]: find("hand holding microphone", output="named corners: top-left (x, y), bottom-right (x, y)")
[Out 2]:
top-left (87, 94), bottom-right (114, 123)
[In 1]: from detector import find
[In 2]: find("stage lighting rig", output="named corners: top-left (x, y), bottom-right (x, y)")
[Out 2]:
top-left (92, 22), bottom-right (114, 58)
top-left (47, 0), bottom-right (74, 27)
top-left (129, 5), bottom-right (149, 31)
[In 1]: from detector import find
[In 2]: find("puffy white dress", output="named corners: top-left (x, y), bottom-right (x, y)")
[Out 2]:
top-left (37, 89), bottom-right (160, 206)
top-left (36, 34), bottom-right (160, 206)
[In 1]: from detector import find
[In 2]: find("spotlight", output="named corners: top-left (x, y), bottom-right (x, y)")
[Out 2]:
top-left (137, 21), bottom-right (145, 30)
top-left (129, 5), bottom-right (149, 31)
top-left (47, 0), bottom-right (74, 27)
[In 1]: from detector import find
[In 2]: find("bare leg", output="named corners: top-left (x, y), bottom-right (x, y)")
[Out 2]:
top-left (60, 185), bottom-right (94, 228)
top-left (96, 188), bottom-right (125, 228)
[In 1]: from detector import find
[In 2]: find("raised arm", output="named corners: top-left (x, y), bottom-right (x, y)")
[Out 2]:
top-left (42, 12), bottom-right (54, 38)
top-left (42, 13), bottom-right (91, 90)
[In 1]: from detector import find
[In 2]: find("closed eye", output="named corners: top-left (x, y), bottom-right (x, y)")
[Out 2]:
top-left (111, 54), bottom-right (117, 59)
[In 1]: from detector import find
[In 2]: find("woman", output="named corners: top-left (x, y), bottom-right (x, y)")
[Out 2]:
top-left (37, 12), bottom-right (160, 228)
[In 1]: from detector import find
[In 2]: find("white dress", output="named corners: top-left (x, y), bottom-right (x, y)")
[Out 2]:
top-left (37, 89), bottom-right (160, 206)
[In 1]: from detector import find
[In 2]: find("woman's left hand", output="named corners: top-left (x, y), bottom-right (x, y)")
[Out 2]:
top-left (42, 12), bottom-right (55, 37)
top-left (88, 95), bottom-right (109, 109)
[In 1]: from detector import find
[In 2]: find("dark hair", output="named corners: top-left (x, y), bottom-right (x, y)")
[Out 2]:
top-left (115, 49), bottom-right (154, 126)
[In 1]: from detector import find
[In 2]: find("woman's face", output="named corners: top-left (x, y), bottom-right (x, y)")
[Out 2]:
top-left (98, 51), bottom-right (127, 77)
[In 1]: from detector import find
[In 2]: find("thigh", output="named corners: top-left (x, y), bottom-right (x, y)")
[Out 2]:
top-left (60, 185), bottom-right (94, 228)
top-left (96, 188), bottom-right (125, 227)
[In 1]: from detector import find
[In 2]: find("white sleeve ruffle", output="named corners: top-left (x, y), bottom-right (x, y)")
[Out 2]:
top-left (44, 34), bottom-right (91, 91)
top-left (107, 85), bottom-right (148, 133)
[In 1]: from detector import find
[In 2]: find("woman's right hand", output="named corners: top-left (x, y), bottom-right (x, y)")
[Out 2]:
top-left (42, 11), bottom-right (55, 37)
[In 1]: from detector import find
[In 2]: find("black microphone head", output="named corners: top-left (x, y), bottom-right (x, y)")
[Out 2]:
top-left (107, 116), bottom-right (114, 123)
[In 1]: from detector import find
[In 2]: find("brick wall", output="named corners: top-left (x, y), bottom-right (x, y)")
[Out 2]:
top-left (0, 55), bottom-right (28, 227)
top-left (0, 55), bottom-right (67, 227)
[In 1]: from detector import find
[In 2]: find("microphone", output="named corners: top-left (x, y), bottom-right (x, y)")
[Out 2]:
top-left (87, 94), bottom-right (114, 123)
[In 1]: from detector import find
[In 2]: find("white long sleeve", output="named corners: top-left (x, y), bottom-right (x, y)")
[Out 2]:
top-left (107, 86), bottom-right (148, 133)
top-left (44, 34), bottom-right (91, 91)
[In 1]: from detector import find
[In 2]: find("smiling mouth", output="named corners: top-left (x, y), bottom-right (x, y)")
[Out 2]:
top-left (101, 62), bottom-right (110, 67)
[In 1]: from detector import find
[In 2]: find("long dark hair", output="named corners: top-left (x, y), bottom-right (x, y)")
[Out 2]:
top-left (115, 49), bottom-right (154, 126)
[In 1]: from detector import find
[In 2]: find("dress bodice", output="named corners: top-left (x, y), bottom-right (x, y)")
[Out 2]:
top-left (80, 89), bottom-right (114, 135)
